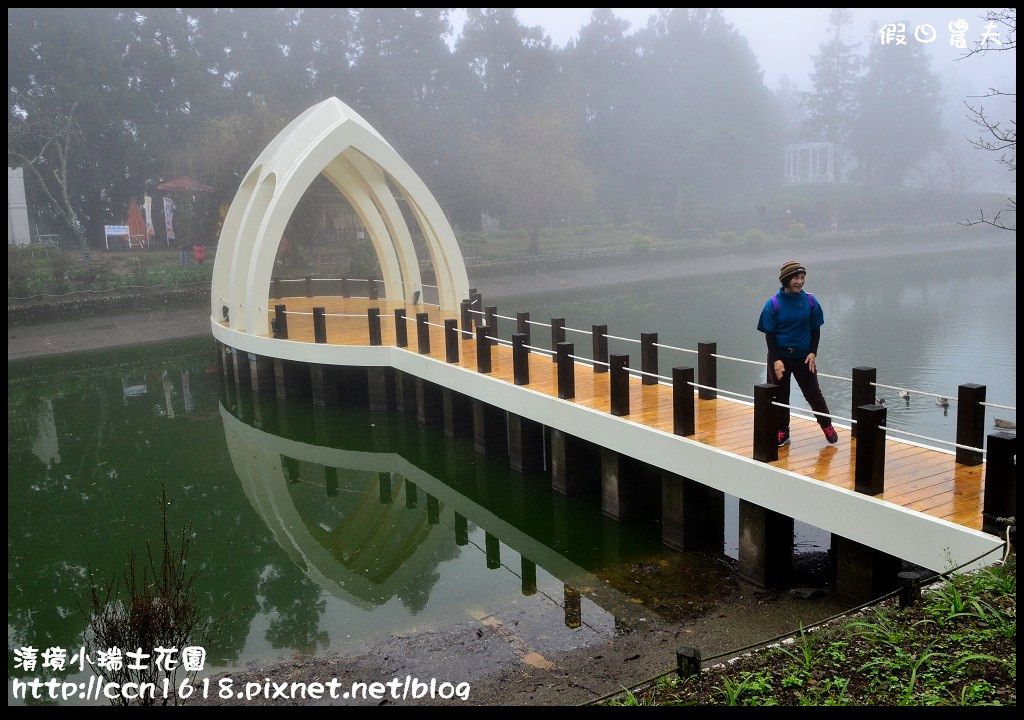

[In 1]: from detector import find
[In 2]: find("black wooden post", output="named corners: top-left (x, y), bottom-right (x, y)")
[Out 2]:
top-left (673, 367), bottom-right (695, 436)
top-left (517, 312), bottom-right (531, 349)
top-left (955, 383), bottom-right (986, 466)
top-left (313, 307), bottom-right (327, 343)
top-left (460, 299), bottom-right (473, 338)
top-left (551, 318), bottom-right (566, 363)
top-left (753, 383), bottom-right (779, 462)
top-left (851, 367), bottom-right (876, 439)
top-left (416, 312), bottom-right (430, 354)
top-left (304, 275), bottom-right (313, 298)
top-left (485, 306), bottom-right (498, 342)
top-left (556, 342), bottom-right (575, 399)
top-left (982, 431), bottom-right (1016, 536)
top-left (898, 571), bottom-right (922, 609)
top-left (368, 278), bottom-right (379, 300)
top-left (855, 404), bottom-right (887, 495)
top-left (593, 324), bottom-right (608, 374)
top-left (697, 342), bottom-right (717, 400)
top-left (273, 305), bottom-right (288, 339)
top-left (445, 319), bottom-right (459, 363)
top-left (676, 648), bottom-right (701, 678)
top-left (367, 308), bottom-right (382, 346)
top-left (342, 277), bottom-right (350, 298)
top-left (394, 309), bottom-right (408, 347)
top-left (476, 326), bottom-right (492, 373)
top-left (641, 332), bottom-right (658, 385)
top-left (471, 291), bottom-right (483, 327)
top-left (513, 333), bottom-right (529, 385)
top-left (610, 354), bottom-right (630, 416)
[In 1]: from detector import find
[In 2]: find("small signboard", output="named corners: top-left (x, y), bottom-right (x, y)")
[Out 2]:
top-left (104, 224), bottom-right (130, 249)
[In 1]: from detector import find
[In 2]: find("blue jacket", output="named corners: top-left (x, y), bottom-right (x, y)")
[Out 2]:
top-left (757, 289), bottom-right (824, 358)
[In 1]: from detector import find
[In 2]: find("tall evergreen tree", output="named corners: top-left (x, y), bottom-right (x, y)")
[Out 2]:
top-left (804, 9), bottom-right (861, 177)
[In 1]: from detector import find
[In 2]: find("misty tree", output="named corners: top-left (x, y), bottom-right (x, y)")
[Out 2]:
top-left (960, 8), bottom-right (1015, 230)
top-left (804, 9), bottom-right (861, 176)
top-left (848, 30), bottom-right (945, 186)
top-left (471, 104), bottom-right (596, 254)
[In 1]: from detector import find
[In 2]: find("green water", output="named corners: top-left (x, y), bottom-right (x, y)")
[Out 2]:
top-left (9, 337), bottom-right (726, 704)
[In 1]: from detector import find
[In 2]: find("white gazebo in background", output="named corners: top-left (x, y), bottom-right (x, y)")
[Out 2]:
top-left (211, 97), bottom-right (470, 338)
top-left (783, 142), bottom-right (835, 185)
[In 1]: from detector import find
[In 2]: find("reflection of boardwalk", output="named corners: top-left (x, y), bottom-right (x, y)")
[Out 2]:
top-left (212, 297), bottom-right (1001, 574)
top-left (219, 404), bottom-right (652, 625)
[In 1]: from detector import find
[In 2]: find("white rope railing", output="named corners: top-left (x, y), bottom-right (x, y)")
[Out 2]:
top-left (711, 351), bottom-right (762, 367)
top-left (524, 343), bottom-right (555, 357)
top-left (877, 426), bottom-right (985, 454)
top-left (605, 333), bottom-right (640, 344)
top-left (770, 401), bottom-right (856, 426)
top-left (981, 401), bottom-right (1016, 411)
top-left (624, 366), bottom-right (671, 383)
top-left (652, 341), bottom-right (698, 355)
top-left (872, 382), bottom-right (956, 403)
top-left (690, 383), bottom-right (753, 401)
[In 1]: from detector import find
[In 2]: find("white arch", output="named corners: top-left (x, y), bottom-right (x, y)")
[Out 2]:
top-left (211, 97), bottom-right (469, 336)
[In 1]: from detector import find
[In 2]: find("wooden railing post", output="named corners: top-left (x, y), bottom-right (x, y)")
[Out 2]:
top-left (445, 319), bottom-right (459, 363)
top-left (641, 332), bottom-right (658, 385)
top-left (697, 342), bottom-right (717, 400)
top-left (313, 307), bottom-right (327, 344)
top-left (476, 325), bottom-right (492, 373)
top-left (851, 367), bottom-right (876, 439)
top-left (485, 306), bottom-right (498, 342)
top-left (556, 342), bottom-right (575, 399)
top-left (982, 431), bottom-right (1016, 536)
top-left (955, 383), bottom-right (986, 466)
top-left (517, 312), bottom-right (531, 350)
top-left (673, 367), bottom-right (695, 436)
top-left (416, 312), bottom-right (430, 354)
top-left (394, 309), bottom-right (408, 347)
top-left (513, 333), bottom-right (529, 385)
top-left (753, 383), bottom-right (779, 462)
top-left (855, 404), bottom-right (887, 495)
top-left (471, 291), bottom-right (483, 327)
top-left (460, 299), bottom-right (473, 338)
top-left (610, 354), bottom-right (629, 416)
top-left (593, 325), bottom-right (608, 374)
top-left (551, 318), bottom-right (566, 363)
top-left (273, 304), bottom-right (288, 339)
top-left (367, 308), bottom-right (382, 346)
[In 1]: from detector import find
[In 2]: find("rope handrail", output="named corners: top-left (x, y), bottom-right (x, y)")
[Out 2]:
top-left (877, 426), bottom-right (986, 454)
top-left (423, 320), bottom-right (446, 330)
top-left (624, 366), bottom-right (670, 382)
top-left (711, 352), bottom-right (762, 367)
top-left (770, 401), bottom-right (856, 426)
top-left (690, 382), bottom-right (753, 402)
top-left (564, 325), bottom-right (591, 336)
top-left (493, 312), bottom-right (517, 322)
top-left (605, 333), bottom-right (640, 344)
top-left (525, 319), bottom-right (551, 328)
top-left (871, 381), bottom-right (957, 403)
top-left (652, 341), bottom-right (698, 355)
top-left (816, 371), bottom-right (852, 382)
top-left (523, 343), bottom-right (555, 356)
top-left (980, 400), bottom-right (1016, 411)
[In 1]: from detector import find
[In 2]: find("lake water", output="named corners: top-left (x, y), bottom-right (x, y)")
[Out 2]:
top-left (7, 242), bottom-right (1015, 703)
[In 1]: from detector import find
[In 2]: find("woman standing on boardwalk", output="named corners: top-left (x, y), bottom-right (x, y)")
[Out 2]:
top-left (757, 261), bottom-right (839, 447)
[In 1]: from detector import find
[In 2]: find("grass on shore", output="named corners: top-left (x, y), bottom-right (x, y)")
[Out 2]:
top-left (607, 554), bottom-right (1015, 707)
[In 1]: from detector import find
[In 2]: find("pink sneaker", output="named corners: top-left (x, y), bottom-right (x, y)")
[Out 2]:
top-left (824, 426), bottom-right (838, 444)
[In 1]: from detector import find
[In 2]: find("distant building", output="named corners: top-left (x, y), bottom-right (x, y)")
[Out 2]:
top-left (783, 142), bottom-right (835, 185)
top-left (8, 167), bottom-right (32, 246)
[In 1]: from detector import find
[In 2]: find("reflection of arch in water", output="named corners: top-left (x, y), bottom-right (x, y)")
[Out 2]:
top-left (221, 405), bottom-right (455, 609)
top-left (219, 404), bottom-right (614, 598)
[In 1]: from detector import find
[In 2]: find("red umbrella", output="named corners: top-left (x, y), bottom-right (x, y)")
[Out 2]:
top-left (157, 176), bottom-right (214, 192)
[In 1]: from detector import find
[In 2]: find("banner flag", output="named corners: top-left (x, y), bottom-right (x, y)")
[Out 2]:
top-left (163, 196), bottom-right (176, 244)
top-left (144, 195), bottom-right (155, 238)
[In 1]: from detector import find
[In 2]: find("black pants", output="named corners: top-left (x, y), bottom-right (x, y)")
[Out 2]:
top-left (769, 356), bottom-right (833, 430)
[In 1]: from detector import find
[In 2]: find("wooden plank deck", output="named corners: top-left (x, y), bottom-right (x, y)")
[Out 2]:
top-left (250, 296), bottom-right (986, 533)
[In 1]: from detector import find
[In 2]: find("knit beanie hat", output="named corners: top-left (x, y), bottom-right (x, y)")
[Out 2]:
top-left (779, 261), bottom-right (806, 285)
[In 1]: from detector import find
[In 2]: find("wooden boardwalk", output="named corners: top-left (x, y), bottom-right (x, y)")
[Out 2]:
top-left (250, 296), bottom-right (986, 533)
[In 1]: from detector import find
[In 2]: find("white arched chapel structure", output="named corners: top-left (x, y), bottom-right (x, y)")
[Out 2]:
top-left (210, 97), bottom-right (470, 339)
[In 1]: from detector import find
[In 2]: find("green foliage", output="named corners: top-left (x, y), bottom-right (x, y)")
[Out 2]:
top-left (631, 234), bottom-right (653, 253)
top-left (713, 230), bottom-right (741, 245)
top-left (787, 222), bottom-right (809, 239)
top-left (744, 228), bottom-right (768, 248)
